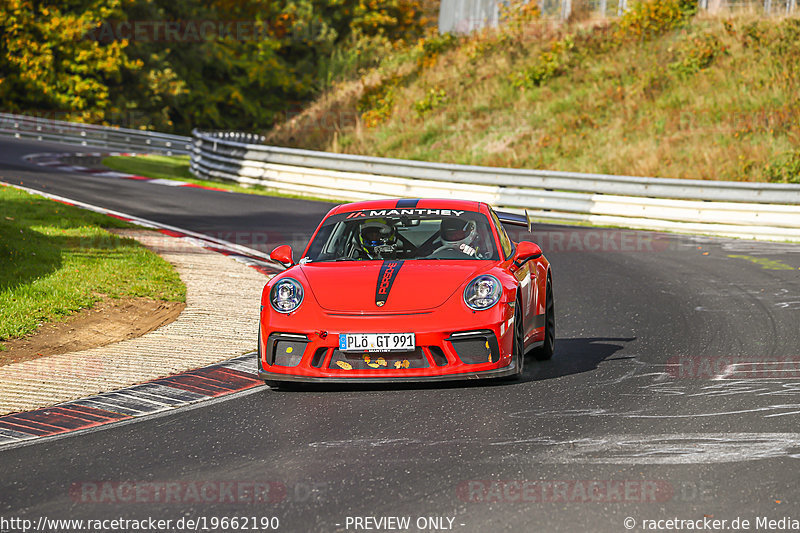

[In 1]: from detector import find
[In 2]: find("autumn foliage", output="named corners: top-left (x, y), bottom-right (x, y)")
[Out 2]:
top-left (0, 0), bottom-right (428, 133)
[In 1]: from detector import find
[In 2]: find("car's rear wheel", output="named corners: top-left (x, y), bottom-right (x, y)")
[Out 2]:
top-left (533, 275), bottom-right (555, 361)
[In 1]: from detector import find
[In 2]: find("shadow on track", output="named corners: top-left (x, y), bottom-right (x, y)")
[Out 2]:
top-left (523, 336), bottom-right (635, 382)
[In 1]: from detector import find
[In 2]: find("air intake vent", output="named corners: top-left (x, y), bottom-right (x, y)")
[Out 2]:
top-left (428, 346), bottom-right (448, 366)
top-left (311, 348), bottom-right (328, 368)
top-left (447, 331), bottom-right (499, 365)
top-left (266, 333), bottom-right (309, 367)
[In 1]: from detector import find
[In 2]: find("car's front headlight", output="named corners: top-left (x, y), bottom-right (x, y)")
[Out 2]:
top-left (463, 275), bottom-right (502, 311)
top-left (270, 278), bottom-right (304, 313)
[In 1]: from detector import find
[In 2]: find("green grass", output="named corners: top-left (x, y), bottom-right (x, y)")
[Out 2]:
top-left (0, 185), bottom-right (186, 347)
top-left (102, 154), bottom-right (338, 202)
top-left (266, 7), bottom-right (800, 183)
top-left (102, 154), bottom-right (194, 182)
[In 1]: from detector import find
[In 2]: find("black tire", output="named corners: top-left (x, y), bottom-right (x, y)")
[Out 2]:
top-left (500, 300), bottom-right (525, 381)
top-left (533, 275), bottom-right (555, 361)
top-left (513, 301), bottom-right (525, 378)
top-left (500, 298), bottom-right (525, 382)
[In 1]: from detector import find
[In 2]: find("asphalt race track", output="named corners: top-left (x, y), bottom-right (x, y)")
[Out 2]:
top-left (2, 136), bottom-right (800, 532)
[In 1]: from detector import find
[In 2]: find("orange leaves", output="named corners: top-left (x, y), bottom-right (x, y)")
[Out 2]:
top-left (615, 0), bottom-right (697, 43)
top-left (0, 0), bottom-right (130, 112)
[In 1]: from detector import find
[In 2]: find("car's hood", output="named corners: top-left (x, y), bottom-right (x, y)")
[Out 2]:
top-left (300, 261), bottom-right (490, 312)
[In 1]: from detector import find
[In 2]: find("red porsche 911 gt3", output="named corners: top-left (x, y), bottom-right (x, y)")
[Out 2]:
top-left (258, 198), bottom-right (554, 386)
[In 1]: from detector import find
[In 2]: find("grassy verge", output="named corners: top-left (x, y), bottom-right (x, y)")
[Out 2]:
top-left (0, 185), bottom-right (186, 349)
top-left (102, 154), bottom-right (195, 182)
top-left (266, 3), bottom-right (800, 183)
top-left (102, 154), bottom-right (337, 202)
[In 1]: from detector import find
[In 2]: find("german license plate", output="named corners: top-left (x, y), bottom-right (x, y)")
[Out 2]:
top-left (339, 333), bottom-right (415, 352)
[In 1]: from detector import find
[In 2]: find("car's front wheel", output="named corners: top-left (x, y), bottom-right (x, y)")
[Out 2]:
top-left (533, 275), bottom-right (555, 361)
top-left (513, 298), bottom-right (525, 378)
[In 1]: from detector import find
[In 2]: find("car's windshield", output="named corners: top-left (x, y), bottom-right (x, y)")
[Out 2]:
top-left (303, 210), bottom-right (499, 262)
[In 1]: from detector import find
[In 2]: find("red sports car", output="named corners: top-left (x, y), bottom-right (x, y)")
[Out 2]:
top-left (258, 199), bottom-right (554, 385)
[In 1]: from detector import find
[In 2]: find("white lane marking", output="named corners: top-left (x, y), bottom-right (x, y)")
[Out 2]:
top-left (126, 383), bottom-right (207, 403)
top-left (542, 433), bottom-right (800, 464)
top-left (93, 171), bottom-right (133, 178)
top-left (307, 433), bottom-right (800, 464)
top-left (765, 410), bottom-right (800, 418)
top-left (148, 179), bottom-right (188, 186)
top-left (713, 363), bottom-right (737, 380)
top-left (219, 355), bottom-right (259, 374)
top-left (722, 242), bottom-right (800, 255)
top-left (508, 406), bottom-right (785, 419)
top-left (0, 428), bottom-right (37, 442)
top-left (714, 361), bottom-right (800, 381)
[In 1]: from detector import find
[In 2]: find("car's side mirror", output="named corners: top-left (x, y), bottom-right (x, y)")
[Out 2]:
top-left (270, 245), bottom-right (294, 266)
top-left (512, 241), bottom-right (542, 269)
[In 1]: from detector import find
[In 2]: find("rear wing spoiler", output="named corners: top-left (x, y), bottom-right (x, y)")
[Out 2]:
top-left (496, 210), bottom-right (532, 233)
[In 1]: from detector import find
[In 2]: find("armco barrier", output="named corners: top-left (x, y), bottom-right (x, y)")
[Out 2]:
top-left (191, 130), bottom-right (800, 242)
top-left (0, 113), bottom-right (191, 155)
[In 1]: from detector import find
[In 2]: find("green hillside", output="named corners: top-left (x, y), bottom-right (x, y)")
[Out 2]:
top-left (266, 0), bottom-right (800, 183)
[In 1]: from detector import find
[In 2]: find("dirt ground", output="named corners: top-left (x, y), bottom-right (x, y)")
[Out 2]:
top-left (0, 298), bottom-right (185, 367)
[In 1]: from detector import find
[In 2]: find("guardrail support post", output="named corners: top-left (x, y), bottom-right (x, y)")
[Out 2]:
top-left (561, 0), bottom-right (572, 19)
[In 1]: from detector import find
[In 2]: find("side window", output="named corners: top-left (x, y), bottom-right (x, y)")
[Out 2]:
top-left (489, 210), bottom-right (514, 260)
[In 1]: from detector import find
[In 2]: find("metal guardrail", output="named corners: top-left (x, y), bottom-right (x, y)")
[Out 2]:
top-left (0, 113), bottom-right (192, 155)
top-left (439, 0), bottom-right (797, 32)
top-left (191, 129), bottom-right (800, 242)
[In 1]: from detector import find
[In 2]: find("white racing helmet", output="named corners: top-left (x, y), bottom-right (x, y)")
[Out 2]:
top-left (440, 217), bottom-right (477, 249)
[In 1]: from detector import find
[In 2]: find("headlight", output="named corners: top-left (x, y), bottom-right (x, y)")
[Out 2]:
top-left (270, 278), bottom-right (304, 313)
top-left (463, 275), bottom-right (502, 311)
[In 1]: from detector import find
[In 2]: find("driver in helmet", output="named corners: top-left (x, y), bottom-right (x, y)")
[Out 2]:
top-left (440, 217), bottom-right (479, 257)
top-left (358, 219), bottom-right (398, 259)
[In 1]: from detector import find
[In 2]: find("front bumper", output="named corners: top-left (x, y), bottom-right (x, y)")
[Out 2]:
top-left (258, 359), bottom-right (518, 383)
top-left (258, 304), bottom-right (519, 383)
